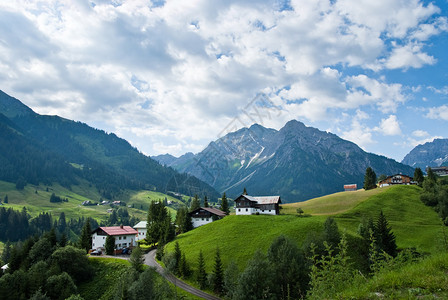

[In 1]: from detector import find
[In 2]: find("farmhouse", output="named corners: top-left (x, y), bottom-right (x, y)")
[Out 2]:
top-left (429, 166), bottom-right (448, 176)
top-left (378, 174), bottom-right (415, 187)
top-left (91, 225), bottom-right (137, 251)
top-left (344, 184), bottom-right (357, 191)
top-left (189, 207), bottom-right (226, 228)
top-left (133, 221), bottom-right (147, 242)
top-left (234, 194), bottom-right (281, 215)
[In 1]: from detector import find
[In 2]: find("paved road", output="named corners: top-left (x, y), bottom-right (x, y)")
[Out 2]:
top-left (144, 249), bottom-right (221, 300)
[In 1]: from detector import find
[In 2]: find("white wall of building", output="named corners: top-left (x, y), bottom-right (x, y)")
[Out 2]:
top-left (235, 207), bottom-right (277, 215)
top-left (135, 228), bottom-right (147, 241)
top-left (192, 217), bottom-right (214, 228)
top-left (92, 233), bottom-right (136, 250)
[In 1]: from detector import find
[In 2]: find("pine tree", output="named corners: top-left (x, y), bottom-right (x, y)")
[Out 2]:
top-left (323, 217), bottom-right (341, 248)
top-left (363, 167), bottom-right (377, 190)
top-left (197, 250), bottom-right (207, 289)
top-left (130, 246), bottom-right (144, 273)
top-left (243, 187), bottom-right (248, 195)
top-left (179, 252), bottom-right (191, 278)
top-left (427, 167), bottom-right (437, 182)
top-left (203, 196), bottom-right (209, 208)
top-left (375, 210), bottom-right (397, 257)
top-left (79, 218), bottom-right (92, 253)
top-left (221, 193), bottom-right (229, 215)
top-left (190, 194), bottom-right (200, 212)
top-left (174, 242), bottom-right (182, 276)
top-left (105, 235), bottom-right (115, 255)
top-left (213, 247), bottom-right (224, 295)
top-left (3, 195), bottom-right (8, 203)
top-left (414, 167), bottom-right (424, 187)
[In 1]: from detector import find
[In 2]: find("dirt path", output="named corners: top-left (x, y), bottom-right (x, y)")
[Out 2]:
top-left (144, 249), bottom-right (221, 300)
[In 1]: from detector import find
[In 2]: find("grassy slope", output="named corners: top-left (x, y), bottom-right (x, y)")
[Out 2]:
top-left (340, 252), bottom-right (448, 299)
top-left (0, 179), bottom-right (185, 222)
top-left (166, 185), bottom-right (445, 277)
top-left (79, 257), bottom-right (201, 300)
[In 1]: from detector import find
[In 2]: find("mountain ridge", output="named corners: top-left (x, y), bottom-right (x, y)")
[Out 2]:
top-left (154, 120), bottom-right (415, 202)
top-left (402, 138), bottom-right (448, 169)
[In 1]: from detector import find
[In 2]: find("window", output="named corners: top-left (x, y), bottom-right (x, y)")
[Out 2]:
top-left (206, 218), bottom-right (209, 221)
top-left (269, 210), bottom-right (271, 212)
top-left (123, 236), bottom-right (127, 240)
top-left (103, 237), bottom-right (105, 239)
top-left (238, 209), bottom-right (241, 212)
top-left (119, 236), bottom-right (122, 240)
top-left (202, 218), bottom-right (204, 221)
top-left (246, 208), bottom-right (248, 212)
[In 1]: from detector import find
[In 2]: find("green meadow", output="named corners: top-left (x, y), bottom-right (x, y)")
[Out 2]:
top-left (166, 185), bottom-right (445, 276)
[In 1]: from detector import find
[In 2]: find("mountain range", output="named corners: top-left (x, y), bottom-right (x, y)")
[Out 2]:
top-left (401, 138), bottom-right (448, 169)
top-left (154, 120), bottom-right (415, 202)
top-left (0, 90), bottom-right (219, 200)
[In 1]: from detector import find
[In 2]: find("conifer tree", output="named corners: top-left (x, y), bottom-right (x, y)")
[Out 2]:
top-left (105, 235), bottom-right (115, 255)
top-left (213, 247), bottom-right (224, 295)
top-left (414, 167), bottom-right (424, 187)
top-left (243, 187), bottom-right (248, 195)
top-left (3, 195), bottom-right (8, 203)
top-left (375, 210), bottom-right (397, 257)
top-left (190, 194), bottom-right (200, 212)
top-left (363, 167), bottom-right (377, 190)
top-left (221, 193), bottom-right (229, 215)
top-left (197, 250), bottom-right (207, 289)
top-left (79, 218), bottom-right (92, 253)
top-left (203, 196), bottom-right (209, 208)
top-left (174, 242), bottom-right (182, 276)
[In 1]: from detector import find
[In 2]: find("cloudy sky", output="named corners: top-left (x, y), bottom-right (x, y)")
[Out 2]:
top-left (1, 0), bottom-right (447, 162)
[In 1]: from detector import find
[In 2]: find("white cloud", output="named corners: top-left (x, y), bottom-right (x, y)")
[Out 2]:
top-left (412, 130), bottom-right (429, 137)
top-left (426, 105), bottom-right (448, 121)
top-left (375, 115), bottom-right (402, 136)
top-left (0, 0), bottom-right (446, 157)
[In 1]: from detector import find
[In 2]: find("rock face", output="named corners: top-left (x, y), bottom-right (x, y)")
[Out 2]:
top-left (402, 139), bottom-right (448, 169)
top-left (154, 120), bottom-right (415, 202)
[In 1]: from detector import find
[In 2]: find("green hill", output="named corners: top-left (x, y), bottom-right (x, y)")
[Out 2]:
top-left (165, 185), bottom-right (444, 276)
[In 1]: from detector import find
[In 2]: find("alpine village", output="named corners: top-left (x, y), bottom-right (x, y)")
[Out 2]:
top-left (1, 1), bottom-right (448, 300)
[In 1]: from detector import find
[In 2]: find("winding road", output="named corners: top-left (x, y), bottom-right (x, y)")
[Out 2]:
top-left (144, 250), bottom-right (221, 300)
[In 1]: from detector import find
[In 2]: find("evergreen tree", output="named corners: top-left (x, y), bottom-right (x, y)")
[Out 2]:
top-left (105, 235), bottom-right (115, 255)
top-left (363, 167), bottom-right (377, 190)
top-left (243, 187), bottom-right (248, 195)
top-left (173, 242), bottom-right (182, 276)
top-left (57, 212), bottom-right (67, 233)
top-left (375, 210), bottom-right (397, 257)
top-left (129, 246), bottom-right (144, 273)
top-left (79, 219), bottom-right (92, 253)
top-left (3, 195), bottom-right (8, 203)
top-left (323, 217), bottom-right (341, 248)
top-left (221, 193), bottom-right (229, 215)
top-left (414, 167), bottom-right (424, 187)
top-left (197, 250), bottom-right (207, 289)
top-left (223, 261), bottom-right (239, 299)
top-left (427, 167), bottom-right (437, 182)
top-left (179, 252), bottom-right (191, 278)
top-left (190, 194), bottom-right (200, 212)
top-left (213, 247), bottom-right (224, 295)
top-left (203, 196), bottom-right (209, 208)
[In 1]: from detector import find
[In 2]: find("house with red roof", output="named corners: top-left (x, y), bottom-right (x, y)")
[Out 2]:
top-left (234, 194), bottom-right (281, 215)
top-left (91, 225), bottom-right (138, 251)
top-left (189, 207), bottom-right (226, 228)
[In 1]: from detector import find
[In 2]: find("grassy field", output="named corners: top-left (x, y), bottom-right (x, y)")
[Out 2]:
top-left (165, 185), bottom-right (445, 280)
top-left (0, 179), bottom-right (186, 223)
top-left (339, 252), bottom-right (448, 299)
top-left (80, 257), bottom-right (201, 300)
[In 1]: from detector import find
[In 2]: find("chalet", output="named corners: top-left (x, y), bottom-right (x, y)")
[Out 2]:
top-left (91, 225), bottom-right (138, 251)
top-left (428, 166), bottom-right (448, 177)
top-left (133, 221), bottom-right (147, 242)
top-left (189, 207), bottom-right (226, 228)
top-left (234, 195), bottom-right (281, 215)
top-left (344, 184), bottom-right (357, 192)
top-left (378, 174), bottom-right (415, 187)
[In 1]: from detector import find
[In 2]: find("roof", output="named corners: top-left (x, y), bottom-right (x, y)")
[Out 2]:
top-left (133, 221), bottom-right (147, 229)
top-left (237, 195), bottom-right (281, 204)
top-left (189, 207), bottom-right (226, 217)
top-left (93, 226), bottom-right (138, 236)
top-left (344, 184), bottom-right (357, 188)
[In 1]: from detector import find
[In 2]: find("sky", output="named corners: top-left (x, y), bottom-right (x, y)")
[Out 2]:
top-left (0, 0), bottom-right (447, 162)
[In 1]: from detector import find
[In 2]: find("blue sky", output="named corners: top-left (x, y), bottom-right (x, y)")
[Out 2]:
top-left (0, 0), bottom-right (447, 162)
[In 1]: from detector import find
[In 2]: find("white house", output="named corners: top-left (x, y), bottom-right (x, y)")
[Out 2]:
top-left (234, 195), bottom-right (281, 215)
top-left (133, 221), bottom-right (147, 242)
top-left (91, 225), bottom-right (138, 250)
top-left (189, 207), bottom-right (226, 228)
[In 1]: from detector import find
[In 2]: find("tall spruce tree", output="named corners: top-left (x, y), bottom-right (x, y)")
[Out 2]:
top-left (221, 193), bottom-right (229, 215)
top-left (375, 210), bottom-right (397, 257)
top-left (363, 167), bottom-right (377, 190)
top-left (414, 167), bottom-right (424, 187)
top-left (79, 218), bottom-right (92, 253)
top-left (213, 248), bottom-right (224, 295)
top-left (203, 196), bottom-right (209, 208)
top-left (190, 195), bottom-right (200, 212)
top-left (197, 250), bottom-right (207, 289)
top-left (105, 235), bottom-right (115, 255)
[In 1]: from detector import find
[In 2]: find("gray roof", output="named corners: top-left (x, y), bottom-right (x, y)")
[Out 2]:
top-left (240, 195), bottom-right (281, 204)
top-left (133, 221), bottom-right (147, 229)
